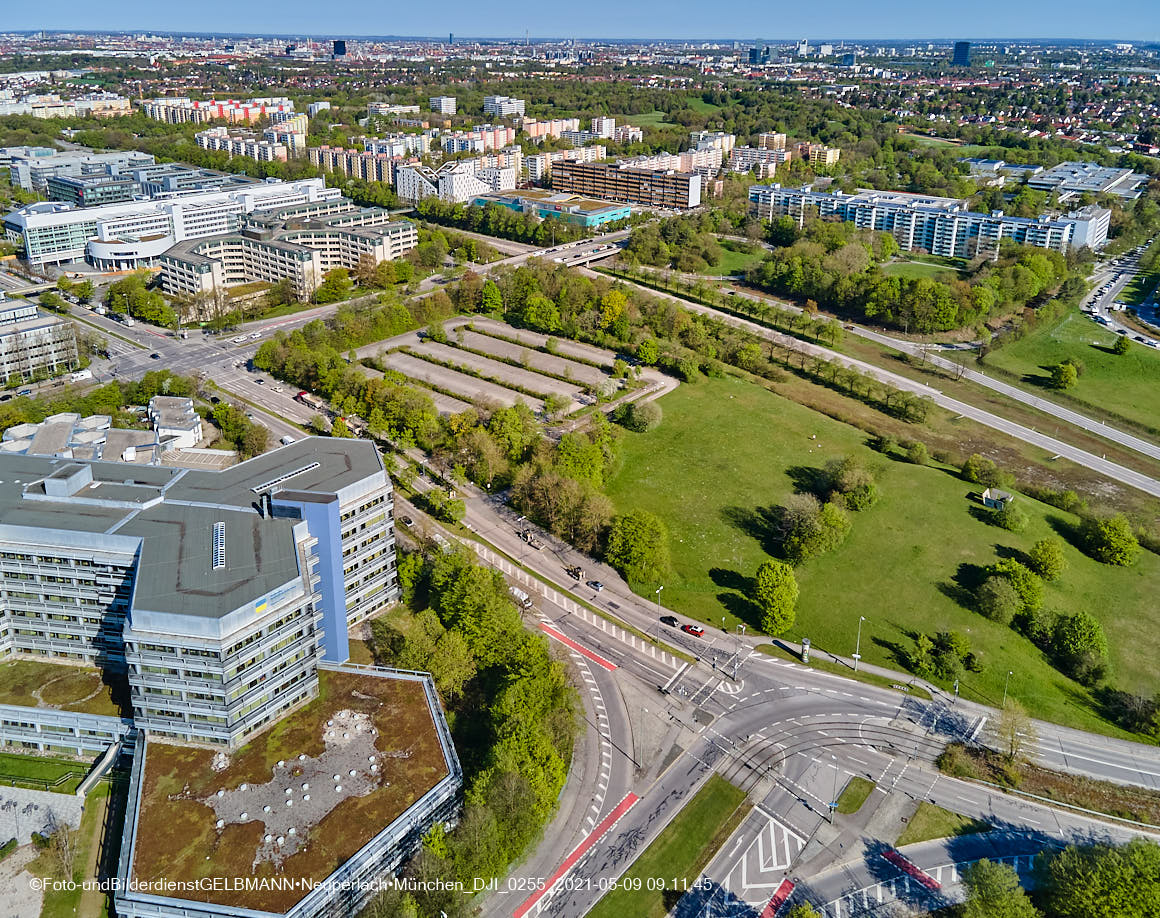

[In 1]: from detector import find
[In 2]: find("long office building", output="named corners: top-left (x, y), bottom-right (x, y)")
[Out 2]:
top-left (748, 184), bottom-right (1111, 256)
top-left (159, 200), bottom-right (418, 301)
top-left (0, 438), bottom-right (399, 748)
top-left (0, 297), bottom-right (79, 385)
top-left (3, 147), bottom-right (156, 193)
top-left (551, 160), bottom-right (702, 209)
top-left (4, 178), bottom-right (340, 269)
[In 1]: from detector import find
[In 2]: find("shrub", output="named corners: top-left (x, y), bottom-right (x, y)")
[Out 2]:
top-left (1080, 513), bottom-right (1140, 566)
top-left (988, 558), bottom-right (1043, 613)
top-left (993, 501), bottom-right (1029, 533)
top-left (1052, 611), bottom-right (1109, 685)
top-left (975, 577), bottom-right (1021, 626)
top-left (961, 453), bottom-right (1001, 487)
top-left (870, 433), bottom-right (898, 454)
top-left (616, 400), bottom-right (663, 432)
top-left (1112, 334), bottom-right (1131, 355)
top-left (905, 440), bottom-right (929, 465)
top-left (1050, 361), bottom-right (1078, 389)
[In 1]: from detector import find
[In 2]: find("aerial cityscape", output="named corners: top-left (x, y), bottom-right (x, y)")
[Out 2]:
top-left (0, 8), bottom-right (1158, 918)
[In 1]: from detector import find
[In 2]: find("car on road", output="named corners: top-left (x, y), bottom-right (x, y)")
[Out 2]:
top-left (250, 332), bottom-right (261, 340)
top-left (400, 516), bottom-right (414, 527)
top-left (681, 624), bottom-right (705, 637)
top-left (587, 581), bottom-right (604, 592)
top-left (17, 388), bottom-right (32, 396)
top-left (660, 615), bottom-right (679, 627)
top-left (149, 352), bottom-right (161, 360)
top-left (255, 378), bottom-right (264, 385)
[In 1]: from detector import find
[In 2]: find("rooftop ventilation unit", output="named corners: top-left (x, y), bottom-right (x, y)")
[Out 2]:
top-left (212, 521), bottom-right (226, 571)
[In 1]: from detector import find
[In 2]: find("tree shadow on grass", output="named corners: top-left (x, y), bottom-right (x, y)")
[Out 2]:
top-left (709, 567), bottom-right (754, 595)
top-left (786, 463), bottom-right (829, 497)
top-left (721, 504), bottom-right (785, 558)
top-left (935, 562), bottom-right (989, 611)
top-left (1045, 513), bottom-right (1085, 552)
top-left (716, 592), bottom-right (764, 631)
top-left (994, 543), bottom-right (1032, 567)
top-left (871, 635), bottom-right (912, 672)
top-left (1020, 364), bottom-right (1059, 389)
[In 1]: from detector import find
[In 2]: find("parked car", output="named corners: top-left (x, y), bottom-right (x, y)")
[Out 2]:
top-left (150, 352), bottom-right (161, 360)
top-left (400, 516), bottom-right (415, 528)
top-left (660, 615), bottom-right (679, 627)
top-left (681, 624), bottom-right (705, 637)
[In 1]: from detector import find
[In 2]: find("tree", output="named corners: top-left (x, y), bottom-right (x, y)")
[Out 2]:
top-left (823, 455), bottom-right (880, 510)
top-left (1028, 538), bottom-right (1067, 581)
top-left (605, 511), bottom-right (671, 585)
top-left (481, 280), bottom-right (503, 313)
top-left (74, 279), bottom-right (94, 303)
top-left (636, 338), bottom-right (660, 365)
top-left (961, 859), bottom-right (1040, 918)
top-left (427, 631), bottom-right (476, 703)
top-left (994, 699), bottom-right (1037, 763)
top-left (975, 576), bottom-right (1022, 625)
top-left (617, 400), bottom-right (662, 432)
top-left (1038, 839), bottom-right (1160, 918)
top-left (1051, 361), bottom-right (1078, 389)
top-left (1112, 334), bottom-right (1131, 355)
top-left (753, 560), bottom-right (799, 635)
top-left (312, 268), bottom-right (353, 304)
top-left (961, 453), bottom-right (1001, 486)
top-left (39, 291), bottom-right (66, 312)
top-left (1051, 611), bottom-right (1109, 684)
top-left (779, 494), bottom-right (851, 564)
top-left (1080, 514), bottom-right (1140, 566)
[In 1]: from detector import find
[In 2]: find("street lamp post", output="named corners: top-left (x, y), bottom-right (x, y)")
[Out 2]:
top-left (1002, 670), bottom-right (1013, 707)
top-left (853, 615), bottom-right (866, 672)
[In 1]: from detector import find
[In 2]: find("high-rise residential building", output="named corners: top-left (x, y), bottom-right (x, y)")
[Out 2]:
top-left (395, 160), bottom-right (516, 204)
top-left (690, 130), bottom-right (736, 156)
top-left (196, 126), bottom-right (289, 162)
top-left (748, 184), bottom-right (1111, 256)
top-left (333, 39), bottom-right (347, 57)
top-left (728, 146), bottom-right (793, 174)
top-left (429, 96), bottom-right (457, 115)
top-left (0, 297), bottom-right (79, 385)
top-left (953, 41), bottom-right (971, 67)
top-left (796, 142), bottom-right (842, 166)
top-left (758, 132), bottom-right (787, 150)
top-left (550, 160), bottom-right (702, 209)
top-left (482, 95), bottom-right (526, 117)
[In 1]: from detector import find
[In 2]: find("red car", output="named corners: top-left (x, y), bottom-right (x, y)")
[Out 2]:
top-left (681, 624), bottom-right (705, 638)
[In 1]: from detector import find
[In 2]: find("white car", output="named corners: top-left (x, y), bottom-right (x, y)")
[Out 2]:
top-left (250, 332), bottom-right (261, 340)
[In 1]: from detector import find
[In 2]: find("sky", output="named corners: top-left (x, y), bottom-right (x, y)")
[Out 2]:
top-left (6, 0), bottom-right (1160, 42)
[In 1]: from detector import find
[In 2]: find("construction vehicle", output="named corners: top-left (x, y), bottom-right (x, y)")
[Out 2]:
top-left (565, 565), bottom-right (585, 581)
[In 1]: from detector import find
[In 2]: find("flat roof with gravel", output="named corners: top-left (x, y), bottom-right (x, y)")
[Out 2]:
top-left (130, 669), bottom-right (450, 912)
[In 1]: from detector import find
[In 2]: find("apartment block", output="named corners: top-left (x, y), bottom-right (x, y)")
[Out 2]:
top-left (367, 102), bottom-right (420, 118)
top-left (690, 130), bottom-right (737, 156)
top-left (482, 95), bottom-right (526, 117)
top-left (310, 146), bottom-right (394, 184)
top-left (550, 160), bottom-right (702, 209)
top-left (748, 184), bottom-right (1111, 256)
top-left (0, 298), bottom-right (79, 385)
top-left (140, 97), bottom-right (295, 125)
top-left (160, 200), bottom-right (417, 301)
top-left (429, 96), bottom-right (457, 115)
top-left (4, 178), bottom-right (340, 268)
top-left (758, 132), bottom-right (788, 150)
top-left (728, 145), bottom-right (793, 174)
top-left (395, 160), bottom-right (516, 204)
top-left (797, 142), bottom-right (841, 166)
top-left (196, 126), bottom-right (288, 162)
top-left (521, 117), bottom-right (581, 141)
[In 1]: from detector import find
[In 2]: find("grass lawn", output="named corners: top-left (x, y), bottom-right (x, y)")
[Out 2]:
top-left (895, 802), bottom-right (990, 847)
top-left (0, 659), bottom-right (120, 716)
top-left (605, 374), bottom-right (1160, 738)
top-left (1119, 268), bottom-right (1159, 307)
top-left (836, 776), bottom-right (876, 815)
top-left (708, 241), bottom-right (766, 276)
top-left (613, 111), bottom-right (677, 129)
top-left (0, 752), bottom-right (90, 793)
top-left (983, 310), bottom-right (1160, 436)
top-left (882, 257), bottom-right (968, 281)
top-left (587, 775), bottom-right (748, 918)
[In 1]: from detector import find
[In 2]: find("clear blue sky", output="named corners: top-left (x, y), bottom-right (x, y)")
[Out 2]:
top-left (7, 0), bottom-right (1160, 42)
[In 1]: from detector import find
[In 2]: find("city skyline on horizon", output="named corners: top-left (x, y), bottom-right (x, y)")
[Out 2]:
top-left (3, 0), bottom-right (1159, 44)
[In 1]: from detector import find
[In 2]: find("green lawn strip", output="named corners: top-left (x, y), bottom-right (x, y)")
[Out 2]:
top-left (705, 242), bottom-right (765, 276)
top-left (982, 310), bottom-right (1160, 439)
top-left (1118, 269), bottom-right (1160, 307)
top-left (0, 752), bottom-right (90, 793)
top-left (604, 374), bottom-right (1159, 739)
top-left (881, 260), bottom-right (966, 281)
top-left (836, 776), bottom-right (876, 814)
top-left (587, 775), bottom-right (748, 918)
top-left (756, 644), bottom-right (932, 701)
top-left (895, 801), bottom-right (990, 847)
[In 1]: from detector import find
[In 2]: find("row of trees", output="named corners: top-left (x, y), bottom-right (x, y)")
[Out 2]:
top-left (364, 545), bottom-right (579, 918)
top-left (746, 217), bottom-right (1088, 333)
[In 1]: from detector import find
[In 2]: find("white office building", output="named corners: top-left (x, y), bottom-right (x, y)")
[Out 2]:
top-left (482, 95), bottom-right (526, 117)
top-left (4, 178), bottom-right (340, 269)
top-left (429, 96), bottom-right (457, 115)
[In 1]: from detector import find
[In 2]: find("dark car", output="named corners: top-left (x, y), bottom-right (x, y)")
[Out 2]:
top-left (681, 624), bottom-right (705, 637)
top-left (150, 352), bottom-right (161, 360)
top-left (660, 615), bottom-right (679, 627)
